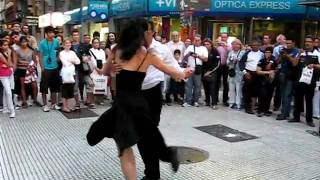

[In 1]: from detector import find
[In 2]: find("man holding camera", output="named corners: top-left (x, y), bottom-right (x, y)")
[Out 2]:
top-left (276, 39), bottom-right (300, 120)
top-left (183, 34), bottom-right (208, 107)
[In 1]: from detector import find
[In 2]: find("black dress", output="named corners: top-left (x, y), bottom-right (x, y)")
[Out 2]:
top-left (87, 69), bottom-right (157, 155)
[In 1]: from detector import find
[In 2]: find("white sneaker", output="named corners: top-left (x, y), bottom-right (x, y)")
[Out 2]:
top-left (182, 102), bottom-right (192, 107)
top-left (194, 102), bottom-right (199, 107)
top-left (43, 105), bottom-right (50, 112)
top-left (212, 105), bottom-right (218, 110)
top-left (9, 112), bottom-right (15, 118)
top-left (52, 104), bottom-right (61, 110)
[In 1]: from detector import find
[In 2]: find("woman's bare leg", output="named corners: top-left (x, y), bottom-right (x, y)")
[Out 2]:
top-left (120, 147), bottom-right (136, 180)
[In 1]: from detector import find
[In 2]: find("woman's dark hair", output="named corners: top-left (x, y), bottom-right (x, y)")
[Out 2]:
top-left (264, 47), bottom-right (273, 54)
top-left (0, 40), bottom-right (9, 58)
top-left (19, 36), bottom-right (28, 44)
top-left (91, 37), bottom-right (100, 50)
top-left (19, 36), bottom-right (34, 50)
top-left (118, 18), bottom-right (149, 60)
top-left (174, 49), bottom-right (181, 55)
top-left (92, 37), bottom-right (100, 44)
top-left (106, 32), bottom-right (116, 49)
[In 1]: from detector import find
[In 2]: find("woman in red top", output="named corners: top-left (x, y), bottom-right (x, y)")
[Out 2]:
top-left (0, 40), bottom-right (15, 118)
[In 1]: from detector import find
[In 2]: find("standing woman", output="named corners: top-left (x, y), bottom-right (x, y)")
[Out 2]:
top-left (202, 39), bottom-right (221, 109)
top-left (0, 40), bottom-right (15, 118)
top-left (15, 36), bottom-right (38, 108)
top-left (227, 39), bottom-right (246, 110)
top-left (59, 39), bottom-right (80, 112)
top-left (89, 38), bottom-right (107, 107)
top-left (105, 32), bottom-right (117, 100)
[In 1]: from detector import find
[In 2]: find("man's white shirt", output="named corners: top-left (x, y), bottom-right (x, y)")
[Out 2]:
top-left (166, 40), bottom-right (186, 62)
top-left (142, 39), bottom-right (184, 90)
top-left (184, 45), bottom-right (208, 70)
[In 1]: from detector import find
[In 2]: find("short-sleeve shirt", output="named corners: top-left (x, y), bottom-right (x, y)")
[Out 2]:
top-left (184, 45), bottom-right (208, 69)
top-left (38, 38), bottom-right (60, 70)
top-left (278, 48), bottom-right (299, 80)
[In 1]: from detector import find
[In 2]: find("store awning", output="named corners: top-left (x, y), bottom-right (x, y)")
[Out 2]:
top-left (299, 0), bottom-right (320, 7)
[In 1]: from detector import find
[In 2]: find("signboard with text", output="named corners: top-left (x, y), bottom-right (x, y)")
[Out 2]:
top-left (111, 0), bottom-right (145, 17)
top-left (88, 0), bottom-right (108, 20)
top-left (211, 0), bottom-right (305, 14)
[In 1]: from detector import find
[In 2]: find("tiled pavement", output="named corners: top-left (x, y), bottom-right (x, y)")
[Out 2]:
top-left (0, 103), bottom-right (320, 180)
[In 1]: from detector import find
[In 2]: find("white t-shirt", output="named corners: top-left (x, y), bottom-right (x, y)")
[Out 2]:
top-left (89, 48), bottom-right (107, 68)
top-left (184, 45), bottom-right (208, 69)
top-left (166, 41), bottom-right (186, 62)
top-left (59, 50), bottom-right (80, 82)
top-left (245, 50), bottom-right (264, 71)
top-left (59, 50), bottom-right (80, 67)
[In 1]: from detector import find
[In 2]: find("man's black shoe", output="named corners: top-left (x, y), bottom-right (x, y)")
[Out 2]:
top-left (307, 122), bottom-right (315, 127)
top-left (288, 119), bottom-right (300, 123)
top-left (169, 148), bottom-right (180, 173)
top-left (224, 102), bottom-right (229, 107)
top-left (140, 177), bottom-right (159, 180)
top-left (276, 115), bottom-right (286, 120)
top-left (245, 110), bottom-right (254, 114)
top-left (273, 107), bottom-right (279, 111)
top-left (257, 112), bottom-right (263, 117)
top-left (264, 111), bottom-right (272, 116)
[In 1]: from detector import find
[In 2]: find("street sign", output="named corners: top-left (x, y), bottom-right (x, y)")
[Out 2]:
top-left (26, 16), bottom-right (38, 26)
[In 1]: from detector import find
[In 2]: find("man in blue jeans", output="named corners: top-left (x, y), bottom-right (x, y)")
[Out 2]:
top-left (276, 38), bottom-right (300, 120)
top-left (183, 35), bottom-right (208, 107)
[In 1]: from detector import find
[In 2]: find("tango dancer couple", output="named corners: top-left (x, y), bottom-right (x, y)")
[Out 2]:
top-left (87, 18), bottom-right (193, 180)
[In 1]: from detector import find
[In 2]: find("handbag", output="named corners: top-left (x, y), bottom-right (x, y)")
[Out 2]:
top-left (61, 66), bottom-right (75, 84)
top-left (228, 68), bottom-right (236, 77)
top-left (193, 45), bottom-right (202, 75)
top-left (299, 67), bottom-right (313, 85)
top-left (203, 61), bottom-right (220, 82)
top-left (90, 50), bottom-right (103, 69)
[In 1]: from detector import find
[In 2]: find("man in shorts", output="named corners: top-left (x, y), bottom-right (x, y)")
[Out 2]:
top-left (38, 26), bottom-right (61, 112)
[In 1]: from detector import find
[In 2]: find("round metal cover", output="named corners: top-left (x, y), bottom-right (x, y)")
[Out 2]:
top-left (170, 146), bottom-right (209, 164)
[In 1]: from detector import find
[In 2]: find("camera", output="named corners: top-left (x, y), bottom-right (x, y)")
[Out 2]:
top-left (280, 48), bottom-right (290, 55)
top-left (47, 57), bottom-right (52, 64)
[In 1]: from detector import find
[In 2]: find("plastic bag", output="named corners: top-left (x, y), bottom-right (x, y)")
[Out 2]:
top-left (299, 67), bottom-right (313, 85)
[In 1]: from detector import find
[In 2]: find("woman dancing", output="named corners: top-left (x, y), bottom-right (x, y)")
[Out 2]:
top-left (87, 18), bottom-right (185, 180)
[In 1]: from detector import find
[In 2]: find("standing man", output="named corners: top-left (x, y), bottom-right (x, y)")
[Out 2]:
top-left (273, 34), bottom-right (287, 111)
top-left (239, 40), bottom-right (264, 114)
top-left (11, 22), bottom-right (22, 34)
top-left (38, 26), bottom-right (61, 112)
top-left (276, 38), bottom-right (299, 120)
top-left (183, 34), bottom-right (208, 107)
top-left (260, 34), bottom-right (273, 52)
top-left (290, 36), bottom-right (320, 127)
top-left (165, 31), bottom-right (186, 104)
top-left (70, 29), bottom-right (82, 109)
top-left (216, 33), bottom-right (231, 106)
top-left (21, 24), bottom-right (37, 50)
top-left (138, 21), bottom-right (192, 180)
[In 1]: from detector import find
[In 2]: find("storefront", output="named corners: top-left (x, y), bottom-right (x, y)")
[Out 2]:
top-left (109, 0), bottom-right (320, 46)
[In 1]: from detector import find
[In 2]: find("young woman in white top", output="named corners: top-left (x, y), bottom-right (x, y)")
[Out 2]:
top-left (59, 39), bottom-right (80, 112)
top-left (89, 38), bottom-right (107, 107)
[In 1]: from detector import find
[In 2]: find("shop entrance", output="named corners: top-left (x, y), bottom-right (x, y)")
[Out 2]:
top-left (212, 22), bottom-right (244, 45)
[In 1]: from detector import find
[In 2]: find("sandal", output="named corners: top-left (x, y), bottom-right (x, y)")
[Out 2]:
top-left (88, 104), bottom-right (96, 109)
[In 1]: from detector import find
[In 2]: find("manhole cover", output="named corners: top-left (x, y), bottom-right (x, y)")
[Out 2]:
top-left (195, 124), bottom-right (258, 142)
top-left (61, 108), bottom-right (98, 119)
top-left (170, 146), bottom-right (209, 164)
